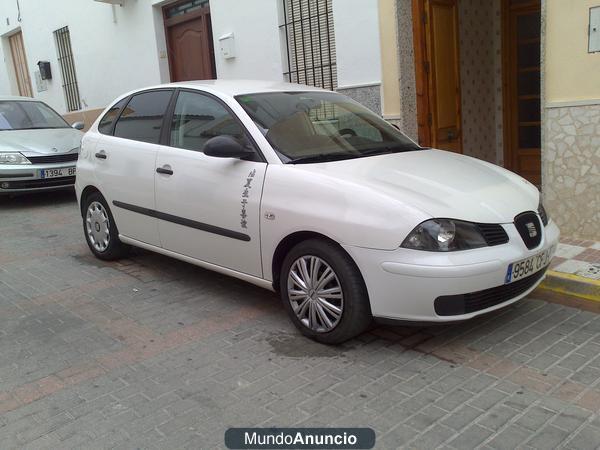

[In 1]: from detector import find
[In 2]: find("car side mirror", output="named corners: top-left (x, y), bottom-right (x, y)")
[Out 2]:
top-left (72, 122), bottom-right (85, 130)
top-left (203, 135), bottom-right (255, 159)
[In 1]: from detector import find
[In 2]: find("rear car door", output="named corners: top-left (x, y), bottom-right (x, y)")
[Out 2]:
top-left (94, 89), bottom-right (174, 246)
top-left (154, 89), bottom-right (266, 277)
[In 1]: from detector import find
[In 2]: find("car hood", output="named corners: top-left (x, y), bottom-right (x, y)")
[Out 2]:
top-left (0, 128), bottom-right (82, 156)
top-left (296, 149), bottom-right (539, 224)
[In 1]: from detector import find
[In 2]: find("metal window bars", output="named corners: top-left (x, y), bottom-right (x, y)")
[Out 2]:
top-left (280, 0), bottom-right (338, 91)
top-left (54, 26), bottom-right (81, 112)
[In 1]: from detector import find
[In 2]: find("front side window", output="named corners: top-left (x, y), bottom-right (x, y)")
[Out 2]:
top-left (0, 101), bottom-right (70, 131)
top-left (114, 90), bottom-right (173, 144)
top-left (170, 91), bottom-right (249, 152)
top-left (236, 91), bottom-right (419, 163)
top-left (98, 98), bottom-right (127, 135)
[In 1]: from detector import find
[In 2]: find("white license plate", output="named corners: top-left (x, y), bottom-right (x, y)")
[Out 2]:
top-left (505, 244), bottom-right (556, 284)
top-left (40, 167), bottom-right (76, 179)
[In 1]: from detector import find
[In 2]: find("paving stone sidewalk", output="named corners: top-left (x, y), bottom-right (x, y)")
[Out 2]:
top-left (1, 191), bottom-right (600, 449)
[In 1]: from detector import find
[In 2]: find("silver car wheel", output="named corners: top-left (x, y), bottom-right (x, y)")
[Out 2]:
top-left (287, 255), bottom-right (344, 333)
top-left (86, 201), bottom-right (110, 252)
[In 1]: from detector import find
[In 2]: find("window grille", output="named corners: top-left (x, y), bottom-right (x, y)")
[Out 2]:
top-left (165, 0), bottom-right (209, 18)
top-left (280, 0), bottom-right (337, 91)
top-left (54, 26), bottom-right (81, 112)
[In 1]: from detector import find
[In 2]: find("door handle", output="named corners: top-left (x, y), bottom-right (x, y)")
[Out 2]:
top-left (156, 166), bottom-right (173, 175)
top-left (95, 151), bottom-right (107, 160)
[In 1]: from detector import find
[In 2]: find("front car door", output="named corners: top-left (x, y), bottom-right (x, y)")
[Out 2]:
top-left (155, 89), bottom-right (266, 277)
top-left (94, 89), bottom-right (174, 246)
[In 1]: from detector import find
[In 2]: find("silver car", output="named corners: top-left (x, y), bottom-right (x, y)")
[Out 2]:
top-left (0, 95), bottom-right (83, 195)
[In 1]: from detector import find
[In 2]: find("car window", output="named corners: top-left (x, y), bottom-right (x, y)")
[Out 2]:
top-left (114, 90), bottom-right (173, 144)
top-left (170, 91), bottom-right (249, 152)
top-left (0, 101), bottom-right (69, 130)
top-left (236, 91), bottom-right (419, 163)
top-left (98, 97), bottom-right (128, 135)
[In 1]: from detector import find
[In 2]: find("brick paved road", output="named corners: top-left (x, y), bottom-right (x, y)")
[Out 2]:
top-left (1, 191), bottom-right (600, 449)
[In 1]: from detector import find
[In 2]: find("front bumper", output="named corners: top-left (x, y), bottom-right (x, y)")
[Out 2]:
top-left (0, 163), bottom-right (76, 194)
top-left (343, 220), bottom-right (560, 322)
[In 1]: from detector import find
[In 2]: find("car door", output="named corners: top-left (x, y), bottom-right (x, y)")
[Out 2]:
top-left (154, 89), bottom-right (266, 277)
top-left (94, 89), bottom-right (174, 246)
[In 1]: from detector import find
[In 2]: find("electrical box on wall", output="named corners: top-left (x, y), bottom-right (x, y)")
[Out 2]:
top-left (219, 33), bottom-right (235, 59)
top-left (37, 61), bottom-right (52, 80)
top-left (590, 6), bottom-right (600, 53)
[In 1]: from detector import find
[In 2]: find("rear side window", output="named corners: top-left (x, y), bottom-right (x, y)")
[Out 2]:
top-left (114, 90), bottom-right (173, 144)
top-left (98, 98), bottom-right (127, 135)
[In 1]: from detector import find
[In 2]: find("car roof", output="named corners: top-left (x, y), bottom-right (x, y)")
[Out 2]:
top-left (0, 95), bottom-right (38, 102)
top-left (160, 79), bottom-right (328, 96)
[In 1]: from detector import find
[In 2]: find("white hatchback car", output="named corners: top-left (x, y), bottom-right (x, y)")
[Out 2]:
top-left (76, 80), bottom-right (559, 344)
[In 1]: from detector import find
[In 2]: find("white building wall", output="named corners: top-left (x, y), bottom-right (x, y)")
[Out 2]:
top-left (209, 0), bottom-right (285, 81)
top-left (332, 0), bottom-right (382, 89)
top-left (0, 0), bottom-right (382, 115)
top-left (0, 0), bottom-right (168, 114)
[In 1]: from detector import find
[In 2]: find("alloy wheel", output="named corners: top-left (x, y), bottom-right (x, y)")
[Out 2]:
top-left (86, 201), bottom-right (110, 252)
top-left (287, 255), bottom-right (344, 332)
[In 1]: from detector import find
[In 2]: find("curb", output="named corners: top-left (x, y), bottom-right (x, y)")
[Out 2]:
top-left (534, 270), bottom-right (600, 312)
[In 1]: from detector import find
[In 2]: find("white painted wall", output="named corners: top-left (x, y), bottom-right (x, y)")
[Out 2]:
top-left (209, 0), bottom-right (285, 81)
top-left (0, 0), bottom-right (168, 114)
top-left (0, 0), bottom-right (381, 114)
top-left (332, 0), bottom-right (382, 88)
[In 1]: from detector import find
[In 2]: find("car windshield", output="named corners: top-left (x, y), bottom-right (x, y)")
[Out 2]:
top-left (235, 91), bottom-right (420, 163)
top-left (0, 101), bottom-right (70, 131)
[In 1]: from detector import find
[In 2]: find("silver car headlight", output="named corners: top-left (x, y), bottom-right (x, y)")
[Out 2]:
top-left (0, 152), bottom-right (31, 165)
top-left (401, 219), bottom-right (488, 251)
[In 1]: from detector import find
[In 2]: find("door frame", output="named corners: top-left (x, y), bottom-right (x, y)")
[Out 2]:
top-left (411, 0), bottom-right (462, 152)
top-left (162, 0), bottom-right (216, 82)
top-left (8, 30), bottom-right (33, 97)
top-left (501, 0), bottom-right (541, 178)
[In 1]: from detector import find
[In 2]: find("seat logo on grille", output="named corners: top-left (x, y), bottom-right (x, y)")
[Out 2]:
top-left (526, 222), bottom-right (537, 238)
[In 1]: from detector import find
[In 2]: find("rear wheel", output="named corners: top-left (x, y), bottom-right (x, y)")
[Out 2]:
top-left (280, 239), bottom-right (372, 344)
top-left (82, 192), bottom-right (129, 260)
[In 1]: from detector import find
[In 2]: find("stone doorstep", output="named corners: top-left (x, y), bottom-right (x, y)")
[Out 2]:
top-left (534, 270), bottom-right (600, 312)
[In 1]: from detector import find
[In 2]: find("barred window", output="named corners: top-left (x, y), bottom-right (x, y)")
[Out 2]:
top-left (280, 0), bottom-right (337, 91)
top-left (54, 26), bottom-right (81, 112)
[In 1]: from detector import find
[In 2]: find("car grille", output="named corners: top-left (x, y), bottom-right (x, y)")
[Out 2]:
top-left (514, 211), bottom-right (542, 250)
top-left (477, 223), bottom-right (509, 246)
top-left (27, 153), bottom-right (79, 164)
top-left (0, 176), bottom-right (76, 190)
top-left (434, 268), bottom-right (547, 316)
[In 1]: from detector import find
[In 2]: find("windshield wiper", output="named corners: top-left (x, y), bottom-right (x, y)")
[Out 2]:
top-left (358, 144), bottom-right (419, 157)
top-left (287, 153), bottom-right (359, 164)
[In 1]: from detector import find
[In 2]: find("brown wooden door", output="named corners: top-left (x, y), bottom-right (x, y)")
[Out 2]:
top-left (503, 0), bottom-right (541, 186)
top-left (413, 0), bottom-right (462, 153)
top-left (8, 31), bottom-right (33, 97)
top-left (164, 3), bottom-right (215, 82)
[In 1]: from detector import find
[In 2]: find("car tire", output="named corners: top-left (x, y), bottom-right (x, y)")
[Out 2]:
top-left (280, 238), bottom-right (372, 344)
top-left (82, 191), bottom-right (129, 261)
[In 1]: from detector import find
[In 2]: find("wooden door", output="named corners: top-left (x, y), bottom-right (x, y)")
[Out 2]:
top-left (164, 2), bottom-right (216, 82)
top-left (413, 0), bottom-right (462, 153)
top-left (8, 31), bottom-right (33, 97)
top-left (503, 0), bottom-right (541, 186)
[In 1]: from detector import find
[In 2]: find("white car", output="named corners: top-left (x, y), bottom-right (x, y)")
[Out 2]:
top-left (0, 95), bottom-right (83, 195)
top-left (75, 80), bottom-right (559, 344)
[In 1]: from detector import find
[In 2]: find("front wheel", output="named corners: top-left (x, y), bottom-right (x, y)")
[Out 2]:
top-left (280, 239), bottom-right (372, 344)
top-left (82, 192), bottom-right (129, 260)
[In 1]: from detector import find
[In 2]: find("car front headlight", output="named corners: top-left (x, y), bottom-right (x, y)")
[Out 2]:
top-left (401, 219), bottom-right (488, 251)
top-left (0, 152), bottom-right (31, 165)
